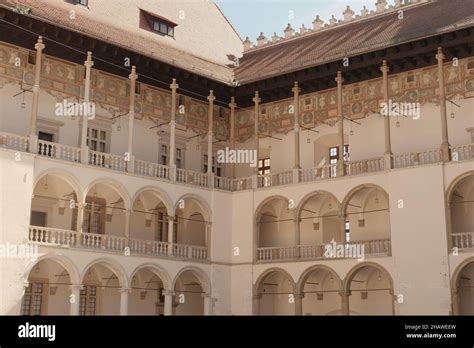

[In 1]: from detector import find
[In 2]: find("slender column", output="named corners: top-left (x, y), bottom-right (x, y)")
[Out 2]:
top-left (295, 293), bottom-right (304, 315)
top-left (207, 91), bottom-right (216, 187)
top-left (169, 79), bottom-right (179, 180)
top-left (124, 209), bottom-right (131, 247)
top-left (292, 82), bottom-right (301, 183)
top-left (69, 284), bottom-right (82, 315)
top-left (294, 217), bottom-right (301, 258)
top-left (127, 66), bottom-right (138, 172)
top-left (80, 52), bottom-right (93, 163)
top-left (436, 47), bottom-right (451, 161)
top-left (119, 287), bottom-right (131, 315)
top-left (75, 203), bottom-right (84, 233)
top-left (205, 221), bottom-right (211, 260)
top-left (163, 290), bottom-right (175, 316)
top-left (167, 215), bottom-right (174, 257)
top-left (381, 60), bottom-right (393, 169)
top-left (340, 290), bottom-right (351, 315)
top-left (28, 36), bottom-right (45, 153)
top-left (335, 71), bottom-right (345, 176)
top-left (203, 293), bottom-right (213, 315)
top-left (252, 294), bottom-right (261, 315)
top-left (252, 92), bottom-right (261, 188)
top-left (229, 97), bottom-right (237, 179)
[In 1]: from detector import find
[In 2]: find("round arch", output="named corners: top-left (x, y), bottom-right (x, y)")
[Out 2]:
top-left (131, 186), bottom-right (173, 216)
top-left (254, 267), bottom-right (296, 294)
top-left (296, 191), bottom-right (342, 219)
top-left (341, 184), bottom-right (390, 214)
top-left (129, 263), bottom-right (172, 290)
top-left (33, 169), bottom-right (83, 204)
top-left (83, 178), bottom-right (131, 209)
top-left (173, 193), bottom-right (212, 222)
top-left (342, 262), bottom-right (394, 293)
top-left (297, 264), bottom-right (342, 294)
top-left (173, 266), bottom-right (211, 295)
top-left (23, 253), bottom-right (80, 285)
top-left (446, 171), bottom-right (474, 203)
top-left (80, 258), bottom-right (128, 287)
top-left (451, 257), bottom-right (474, 291)
top-left (254, 195), bottom-right (293, 224)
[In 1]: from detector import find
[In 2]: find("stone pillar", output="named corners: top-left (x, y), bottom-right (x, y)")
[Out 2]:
top-left (69, 284), bottom-right (82, 315)
top-left (205, 221), bottom-right (211, 260)
top-left (126, 66), bottom-right (138, 172)
top-left (335, 71), bottom-right (345, 176)
top-left (381, 60), bottom-right (393, 169)
top-left (119, 287), bottom-right (131, 315)
top-left (229, 97), bottom-right (237, 179)
top-left (451, 289), bottom-right (459, 315)
top-left (28, 36), bottom-right (45, 153)
top-left (252, 91), bottom-right (261, 188)
top-left (75, 203), bottom-right (84, 233)
top-left (124, 209), bottom-right (131, 248)
top-left (436, 47), bottom-right (451, 161)
top-left (294, 217), bottom-right (301, 258)
top-left (252, 294), bottom-right (261, 315)
top-left (163, 289), bottom-right (174, 316)
top-left (207, 90), bottom-right (216, 187)
top-left (292, 82), bottom-right (301, 183)
top-left (169, 79), bottom-right (179, 181)
top-left (340, 290), bottom-right (351, 315)
top-left (203, 293), bottom-right (213, 315)
top-left (80, 52), bottom-right (93, 164)
top-left (295, 293), bottom-right (304, 315)
top-left (167, 215), bottom-right (175, 256)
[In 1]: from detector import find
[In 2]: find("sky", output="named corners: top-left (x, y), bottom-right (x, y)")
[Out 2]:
top-left (214, 0), bottom-right (380, 41)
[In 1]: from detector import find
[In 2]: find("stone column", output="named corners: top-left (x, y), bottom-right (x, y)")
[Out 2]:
top-left (203, 293), bottom-right (213, 315)
top-left (163, 289), bottom-right (174, 316)
top-left (252, 91), bottom-right (261, 188)
top-left (336, 71), bottom-right (345, 176)
top-left (124, 209), bottom-right (131, 248)
top-left (292, 82), bottom-right (301, 183)
top-left (80, 52), bottom-right (93, 164)
top-left (340, 290), bottom-right (351, 315)
top-left (75, 203), bottom-right (84, 233)
top-left (205, 221), bottom-right (211, 261)
top-left (451, 289), bottom-right (460, 315)
top-left (167, 215), bottom-right (175, 256)
top-left (436, 47), bottom-right (451, 161)
top-left (119, 287), bottom-right (131, 315)
top-left (69, 284), bottom-right (82, 315)
top-left (28, 36), bottom-right (45, 153)
top-left (381, 60), bottom-right (393, 169)
top-left (126, 66), bottom-right (138, 172)
top-left (229, 97), bottom-right (237, 178)
top-left (169, 79), bottom-right (179, 181)
top-left (295, 293), bottom-right (304, 316)
top-left (207, 90), bottom-right (216, 187)
top-left (294, 217), bottom-right (301, 258)
top-left (252, 294), bottom-right (261, 315)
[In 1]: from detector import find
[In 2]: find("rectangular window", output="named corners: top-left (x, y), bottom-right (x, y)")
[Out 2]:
top-left (87, 127), bottom-right (108, 153)
top-left (75, 0), bottom-right (88, 6)
top-left (160, 144), bottom-right (168, 165)
top-left (329, 145), bottom-right (349, 177)
top-left (30, 211), bottom-right (47, 227)
top-left (83, 197), bottom-right (106, 235)
top-left (152, 19), bottom-right (175, 38)
top-left (176, 148), bottom-right (183, 169)
top-left (80, 286), bottom-right (97, 316)
top-left (21, 282), bottom-right (43, 315)
top-left (258, 158), bottom-right (271, 175)
top-left (203, 154), bottom-right (222, 176)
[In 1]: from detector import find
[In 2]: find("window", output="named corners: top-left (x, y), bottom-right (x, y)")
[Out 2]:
top-left (329, 145), bottom-right (349, 177)
top-left (160, 144), bottom-right (168, 165)
top-left (135, 82), bottom-right (141, 95)
top-left (28, 51), bottom-right (36, 65)
top-left (154, 210), bottom-right (177, 243)
top-left (30, 211), bottom-right (47, 227)
top-left (74, 0), bottom-right (88, 6)
top-left (152, 19), bottom-right (175, 38)
top-left (80, 286), bottom-right (97, 316)
top-left (83, 197), bottom-right (106, 235)
top-left (87, 127), bottom-right (108, 153)
top-left (21, 282), bottom-right (44, 315)
top-left (204, 154), bottom-right (222, 176)
top-left (38, 131), bottom-right (54, 142)
top-left (258, 158), bottom-right (271, 175)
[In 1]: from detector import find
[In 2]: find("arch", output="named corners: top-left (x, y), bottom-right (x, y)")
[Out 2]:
top-left (131, 186), bottom-right (173, 216)
top-left (451, 257), bottom-right (474, 290)
top-left (343, 262), bottom-right (394, 293)
top-left (173, 266), bottom-right (211, 294)
top-left (174, 193), bottom-right (212, 222)
top-left (23, 253), bottom-right (80, 285)
top-left (84, 178), bottom-right (131, 209)
top-left (255, 195), bottom-right (293, 224)
top-left (446, 171), bottom-right (474, 203)
top-left (80, 258), bottom-right (128, 288)
top-left (129, 263), bottom-right (172, 290)
top-left (33, 169), bottom-right (83, 204)
top-left (254, 267), bottom-right (296, 294)
top-left (297, 264), bottom-right (342, 294)
top-left (341, 184), bottom-right (389, 214)
top-left (296, 191), bottom-right (342, 219)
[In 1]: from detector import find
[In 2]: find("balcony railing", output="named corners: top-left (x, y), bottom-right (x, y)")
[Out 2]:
top-left (256, 239), bottom-right (391, 262)
top-left (1, 131), bottom-right (473, 192)
top-left (28, 226), bottom-right (208, 261)
top-left (452, 232), bottom-right (474, 250)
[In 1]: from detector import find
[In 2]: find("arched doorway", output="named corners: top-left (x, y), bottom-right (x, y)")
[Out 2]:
top-left (255, 269), bottom-right (295, 315)
top-left (345, 264), bottom-right (394, 315)
top-left (21, 259), bottom-right (74, 315)
top-left (453, 260), bottom-right (474, 315)
top-left (448, 173), bottom-right (474, 250)
top-left (129, 266), bottom-right (170, 315)
top-left (173, 268), bottom-right (210, 315)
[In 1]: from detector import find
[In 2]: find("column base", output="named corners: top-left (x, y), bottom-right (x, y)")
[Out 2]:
top-left (292, 168), bottom-right (300, 184)
top-left (169, 164), bottom-right (177, 181)
top-left (441, 142), bottom-right (451, 162)
top-left (207, 173), bottom-right (215, 188)
top-left (80, 146), bottom-right (89, 164)
top-left (384, 153), bottom-right (393, 170)
top-left (29, 134), bottom-right (38, 154)
top-left (126, 154), bottom-right (135, 173)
